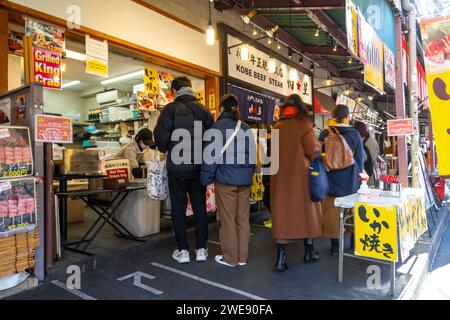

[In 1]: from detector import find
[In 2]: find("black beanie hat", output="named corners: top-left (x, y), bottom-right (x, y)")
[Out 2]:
top-left (220, 94), bottom-right (239, 111)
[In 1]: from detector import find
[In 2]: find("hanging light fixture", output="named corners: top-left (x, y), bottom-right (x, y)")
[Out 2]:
top-left (288, 47), bottom-right (293, 59)
top-left (206, 0), bottom-right (215, 45)
top-left (267, 38), bottom-right (272, 44)
top-left (268, 58), bottom-right (276, 73)
top-left (277, 42), bottom-right (281, 50)
top-left (253, 28), bottom-right (258, 36)
top-left (299, 55), bottom-right (304, 65)
top-left (348, 57), bottom-right (353, 64)
top-left (323, 74), bottom-right (336, 86)
top-left (357, 95), bottom-right (365, 102)
top-left (333, 44), bottom-right (338, 52)
top-left (240, 43), bottom-right (249, 61)
top-left (343, 86), bottom-right (352, 96)
top-left (310, 63), bottom-right (315, 72)
top-left (241, 9), bottom-right (256, 24)
top-left (315, 29), bottom-right (320, 37)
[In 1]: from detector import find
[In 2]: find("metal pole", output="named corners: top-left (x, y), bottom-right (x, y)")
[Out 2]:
top-left (402, 0), bottom-right (420, 188)
top-left (394, 15), bottom-right (409, 187)
top-left (338, 207), bottom-right (345, 282)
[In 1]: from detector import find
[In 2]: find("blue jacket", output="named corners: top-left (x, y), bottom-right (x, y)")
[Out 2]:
top-left (201, 112), bottom-right (256, 186)
top-left (319, 125), bottom-right (365, 197)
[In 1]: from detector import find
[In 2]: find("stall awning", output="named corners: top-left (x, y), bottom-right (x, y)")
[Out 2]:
top-left (314, 91), bottom-right (334, 115)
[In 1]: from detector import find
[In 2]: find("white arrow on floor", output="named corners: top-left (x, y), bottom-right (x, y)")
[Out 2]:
top-left (117, 271), bottom-right (163, 295)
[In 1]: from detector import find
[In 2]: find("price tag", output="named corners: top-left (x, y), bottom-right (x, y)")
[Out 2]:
top-left (0, 128), bottom-right (10, 139)
top-left (0, 181), bottom-right (12, 193)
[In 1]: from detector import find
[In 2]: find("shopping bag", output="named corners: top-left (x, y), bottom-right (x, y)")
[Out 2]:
top-left (186, 184), bottom-right (216, 216)
top-left (206, 184), bottom-right (217, 213)
top-left (309, 153), bottom-right (329, 202)
top-left (146, 151), bottom-right (168, 200)
top-left (250, 173), bottom-right (265, 201)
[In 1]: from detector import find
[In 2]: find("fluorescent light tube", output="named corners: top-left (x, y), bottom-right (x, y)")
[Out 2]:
top-left (101, 70), bottom-right (144, 85)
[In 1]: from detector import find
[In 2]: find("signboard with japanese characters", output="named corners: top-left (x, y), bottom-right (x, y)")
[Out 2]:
top-left (355, 203), bottom-right (397, 262)
top-left (384, 45), bottom-right (396, 89)
top-left (105, 159), bottom-right (131, 180)
top-left (144, 68), bottom-right (159, 96)
top-left (346, 0), bottom-right (359, 58)
top-left (35, 114), bottom-right (73, 143)
top-left (85, 35), bottom-right (109, 77)
top-left (227, 35), bottom-right (312, 104)
top-left (387, 118), bottom-right (414, 136)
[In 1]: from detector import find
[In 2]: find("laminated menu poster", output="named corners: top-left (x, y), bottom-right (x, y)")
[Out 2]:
top-left (0, 178), bottom-right (37, 236)
top-left (0, 127), bottom-right (33, 179)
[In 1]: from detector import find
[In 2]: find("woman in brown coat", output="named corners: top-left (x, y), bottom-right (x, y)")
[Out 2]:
top-left (270, 94), bottom-right (323, 271)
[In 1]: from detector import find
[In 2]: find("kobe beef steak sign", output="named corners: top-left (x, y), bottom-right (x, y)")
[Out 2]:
top-left (227, 35), bottom-right (312, 105)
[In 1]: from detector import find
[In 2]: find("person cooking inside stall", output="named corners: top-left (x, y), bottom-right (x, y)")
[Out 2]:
top-left (117, 128), bottom-right (156, 178)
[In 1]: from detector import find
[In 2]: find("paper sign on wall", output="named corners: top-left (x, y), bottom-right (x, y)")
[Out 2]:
top-left (35, 114), bottom-right (73, 143)
top-left (196, 91), bottom-right (205, 105)
top-left (33, 47), bottom-right (62, 90)
top-left (85, 35), bottom-right (109, 77)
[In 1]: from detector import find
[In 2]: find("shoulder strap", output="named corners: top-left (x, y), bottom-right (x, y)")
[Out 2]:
top-left (220, 121), bottom-right (242, 156)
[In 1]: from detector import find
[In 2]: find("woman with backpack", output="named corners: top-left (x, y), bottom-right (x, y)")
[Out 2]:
top-left (270, 94), bottom-right (323, 271)
top-left (354, 121), bottom-right (380, 186)
top-left (201, 94), bottom-right (256, 267)
top-left (319, 105), bottom-right (365, 256)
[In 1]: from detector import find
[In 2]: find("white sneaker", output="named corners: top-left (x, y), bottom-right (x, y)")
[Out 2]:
top-left (238, 262), bottom-right (247, 266)
top-left (172, 249), bottom-right (190, 264)
top-left (215, 255), bottom-right (237, 267)
top-left (196, 248), bottom-right (208, 262)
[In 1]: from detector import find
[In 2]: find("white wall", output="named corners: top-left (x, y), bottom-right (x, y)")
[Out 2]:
top-left (10, 0), bottom-right (220, 74)
top-left (43, 89), bottom-right (87, 121)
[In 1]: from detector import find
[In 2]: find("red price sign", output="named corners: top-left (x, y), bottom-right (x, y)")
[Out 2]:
top-left (106, 168), bottom-right (129, 179)
top-left (387, 118), bottom-right (414, 137)
top-left (35, 114), bottom-right (72, 143)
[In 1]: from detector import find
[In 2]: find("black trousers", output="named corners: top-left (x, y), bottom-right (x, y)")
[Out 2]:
top-left (168, 170), bottom-right (208, 251)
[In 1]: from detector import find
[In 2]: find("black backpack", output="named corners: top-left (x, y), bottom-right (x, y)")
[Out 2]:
top-left (363, 137), bottom-right (374, 176)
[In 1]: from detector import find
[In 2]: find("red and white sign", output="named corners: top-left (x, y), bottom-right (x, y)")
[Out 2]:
top-left (35, 114), bottom-right (72, 143)
top-left (104, 159), bottom-right (130, 179)
top-left (33, 47), bottom-right (62, 90)
top-left (387, 118), bottom-right (415, 136)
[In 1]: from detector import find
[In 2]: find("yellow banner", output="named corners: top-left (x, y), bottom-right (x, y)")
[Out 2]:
top-left (85, 58), bottom-right (108, 77)
top-left (346, 0), bottom-right (359, 57)
top-left (421, 16), bottom-right (450, 176)
top-left (355, 203), bottom-right (397, 262)
top-left (144, 68), bottom-right (159, 96)
top-left (195, 90), bottom-right (206, 105)
top-left (364, 37), bottom-right (385, 93)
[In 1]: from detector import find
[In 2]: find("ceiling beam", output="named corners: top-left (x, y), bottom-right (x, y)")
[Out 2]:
top-left (340, 71), bottom-right (364, 80)
top-left (304, 9), bottom-right (348, 51)
top-left (303, 45), bottom-right (347, 56)
top-left (248, 0), bottom-right (345, 10)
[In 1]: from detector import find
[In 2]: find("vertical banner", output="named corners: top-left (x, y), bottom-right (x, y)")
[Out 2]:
top-left (355, 203), bottom-right (397, 262)
top-left (346, 0), bottom-right (359, 58)
top-left (384, 46), bottom-right (396, 89)
top-left (421, 16), bottom-right (450, 176)
top-left (359, 13), bottom-right (385, 94)
top-left (33, 48), bottom-right (62, 90)
top-left (144, 68), bottom-right (159, 96)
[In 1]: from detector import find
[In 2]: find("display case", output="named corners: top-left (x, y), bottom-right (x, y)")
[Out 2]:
top-left (0, 127), bottom-right (33, 179)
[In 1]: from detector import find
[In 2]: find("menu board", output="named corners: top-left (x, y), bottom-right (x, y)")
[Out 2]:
top-left (0, 127), bottom-right (33, 179)
top-left (0, 178), bottom-right (37, 236)
top-left (35, 114), bottom-right (73, 143)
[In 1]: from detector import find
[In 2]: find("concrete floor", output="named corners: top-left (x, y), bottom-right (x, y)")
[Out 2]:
top-left (7, 221), bottom-right (414, 300)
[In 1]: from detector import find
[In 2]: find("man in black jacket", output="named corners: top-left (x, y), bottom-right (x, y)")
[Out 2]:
top-left (154, 76), bottom-right (214, 264)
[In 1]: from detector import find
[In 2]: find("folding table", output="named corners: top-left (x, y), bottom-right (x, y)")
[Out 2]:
top-left (56, 185), bottom-right (146, 256)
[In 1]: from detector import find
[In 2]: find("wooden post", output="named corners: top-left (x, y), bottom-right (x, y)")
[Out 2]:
top-left (23, 35), bottom-right (34, 84)
top-left (0, 8), bottom-right (8, 93)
